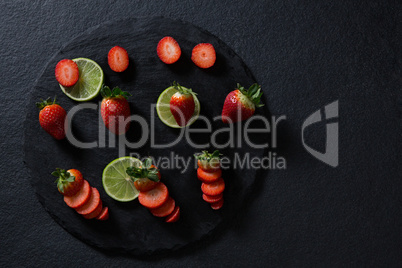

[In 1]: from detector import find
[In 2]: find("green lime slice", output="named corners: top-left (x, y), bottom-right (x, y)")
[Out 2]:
top-left (59, 58), bottom-right (104, 101)
top-left (156, 86), bottom-right (201, 128)
top-left (102, 156), bottom-right (141, 202)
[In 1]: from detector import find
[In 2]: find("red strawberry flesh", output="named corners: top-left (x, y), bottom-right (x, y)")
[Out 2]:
top-left (138, 182), bottom-right (169, 209)
top-left (150, 197), bottom-right (176, 217)
top-left (108, 46), bottom-right (129, 72)
top-left (96, 207), bottom-right (109, 221)
top-left (76, 187), bottom-right (101, 215)
top-left (157, 36), bottom-right (181, 64)
top-left (191, 43), bottom-right (216, 68)
top-left (55, 59), bottom-right (79, 87)
top-left (165, 206), bottom-right (180, 223)
top-left (64, 180), bottom-right (91, 208)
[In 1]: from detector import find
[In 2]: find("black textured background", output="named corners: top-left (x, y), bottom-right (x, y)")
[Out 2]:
top-left (1, 1), bottom-right (401, 267)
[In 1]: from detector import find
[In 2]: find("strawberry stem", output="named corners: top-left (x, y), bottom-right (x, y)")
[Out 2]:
top-left (172, 81), bottom-right (197, 95)
top-left (194, 150), bottom-right (222, 161)
top-left (51, 168), bottom-right (75, 193)
top-left (101, 85), bottom-right (131, 99)
top-left (36, 96), bottom-right (58, 110)
top-left (237, 83), bottom-right (264, 107)
top-left (126, 158), bottom-right (160, 182)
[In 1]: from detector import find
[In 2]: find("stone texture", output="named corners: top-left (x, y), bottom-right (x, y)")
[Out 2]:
top-left (0, 0), bottom-right (401, 266)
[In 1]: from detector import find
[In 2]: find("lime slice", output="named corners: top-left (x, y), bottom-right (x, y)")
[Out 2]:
top-left (59, 58), bottom-right (104, 101)
top-left (102, 156), bottom-right (141, 202)
top-left (156, 86), bottom-right (200, 128)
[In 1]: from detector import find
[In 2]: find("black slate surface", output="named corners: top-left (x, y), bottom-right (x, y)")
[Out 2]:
top-left (23, 17), bottom-right (267, 255)
top-left (1, 1), bottom-right (401, 267)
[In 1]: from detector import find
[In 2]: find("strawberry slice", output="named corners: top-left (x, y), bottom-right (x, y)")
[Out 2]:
top-left (108, 46), bottom-right (129, 72)
top-left (150, 197), bottom-right (175, 217)
top-left (138, 182), bottom-right (169, 209)
top-left (197, 168), bottom-right (222, 183)
top-left (165, 206), bottom-right (180, 223)
top-left (64, 180), bottom-right (91, 209)
top-left (82, 199), bottom-right (103, 219)
top-left (211, 198), bottom-right (224, 210)
top-left (157, 36), bottom-right (181, 64)
top-left (75, 187), bottom-right (101, 215)
top-left (191, 43), bottom-right (216, 68)
top-left (201, 178), bottom-right (225, 196)
top-left (55, 59), bottom-right (79, 87)
top-left (96, 207), bottom-right (109, 221)
top-left (202, 193), bottom-right (223, 203)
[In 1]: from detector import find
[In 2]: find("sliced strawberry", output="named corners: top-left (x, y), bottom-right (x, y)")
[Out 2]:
top-left (150, 197), bottom-right (175, 217)
top-left (201, 178), bottom-right (225, 196)
top-left (108, 46), bottom-right (129, 72)
top-left (64, 180), bottom-right (91, 209)
top-left (202, 193), bottom-right (223, 203)
top-left (197, 168), bottom-right (222, 183)
top-left (157, 36), bottom-right (181, 64)
top-left (96, 207), bottom-right (109, 221)
top-left (55, 59), bottom-right (79, 87)
top-left (165, 206), bottom-right (180, 223)
top-left (211, 198), bottom-right (224, 210)
top-left (76, 187), bottom-right (101, 215)
top-left (191, 43), bottom-right (216, 68)
top-left (138, 182), bottom-right (169, 209)
top-left (82, 199), bottom-right (103, 219)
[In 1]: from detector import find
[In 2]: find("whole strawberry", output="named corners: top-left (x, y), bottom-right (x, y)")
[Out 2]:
top-left (36, 97), bottom-right (67, 140)
top-left (221, 83), bottom-right (263, 123)
top-left (100, 85), bottom-right (131, 135)
top-left (52, 168), bottom-right (84, 197)
top-left (170, 82), bottom-right (196, 127)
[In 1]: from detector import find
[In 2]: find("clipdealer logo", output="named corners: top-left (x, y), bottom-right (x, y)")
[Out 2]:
top-left (63, 100), bottom-right (339, 169)
top-left (301, 100), bottom-right (339, 167)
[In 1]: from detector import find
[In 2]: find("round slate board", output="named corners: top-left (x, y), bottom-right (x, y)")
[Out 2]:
top-left (23, 17), bottom-right (269, 255)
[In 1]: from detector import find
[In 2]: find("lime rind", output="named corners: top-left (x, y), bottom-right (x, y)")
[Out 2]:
top-left (156, 86), bottom-right (201, 128)
top-left (59, 57), bottom-right (104, 102)
top-left (102, 156), bottom-right (142, 202)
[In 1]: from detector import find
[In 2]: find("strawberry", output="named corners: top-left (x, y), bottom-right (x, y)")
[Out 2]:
top-left (76, 187), bottom-right (101, 215)
top-left (222, 83), bottom-right (264, 123)
top-left (52, 168), bottom-right (84, 197)
top-left (64, 180), bottom-right (91, 209)
top-left (108, 46), bottom-right (129, 72)
top-left (197, 168), bottom-right (222, 183)
top-left (138, 182), bottom-right (169, 209)
top-left (150, 197), bottom-right (176, 217)
top-left (194, 150), bottom-right (222, 172)
top-left (169, 82), bottom-right (196, 127)
top-left (165, 206), bottom-right (180, 223)
top-left (201, 178), bottom-right (225, 196)
top-left (37, 97), bottom-right (67, 140)
top-left (82, 199), bottom-right (103, 219)
top-left (126, 158), bottom-right (161, 192)
top-left (55, 59), bottom-right (79, 87)
top-left (202, 193), bottom-right (223, 203)
top-left (100, 85), bottom-right (131, 135)
top-left (157, 36), bottom-right (181, 64)
top-left (211, 198), bottom-right (224, 210)
top-left (191, 43), bottom-right (216, 68)
top-left (96, 207), bottom-right (109, 221)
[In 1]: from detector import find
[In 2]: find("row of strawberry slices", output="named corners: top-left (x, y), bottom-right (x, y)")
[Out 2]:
top-left (195, 151), bottom-right (225, 210)
top-left (52, 168), bottom-right (109, 220)
top-left (126, 158), bottom-right (180, 223)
